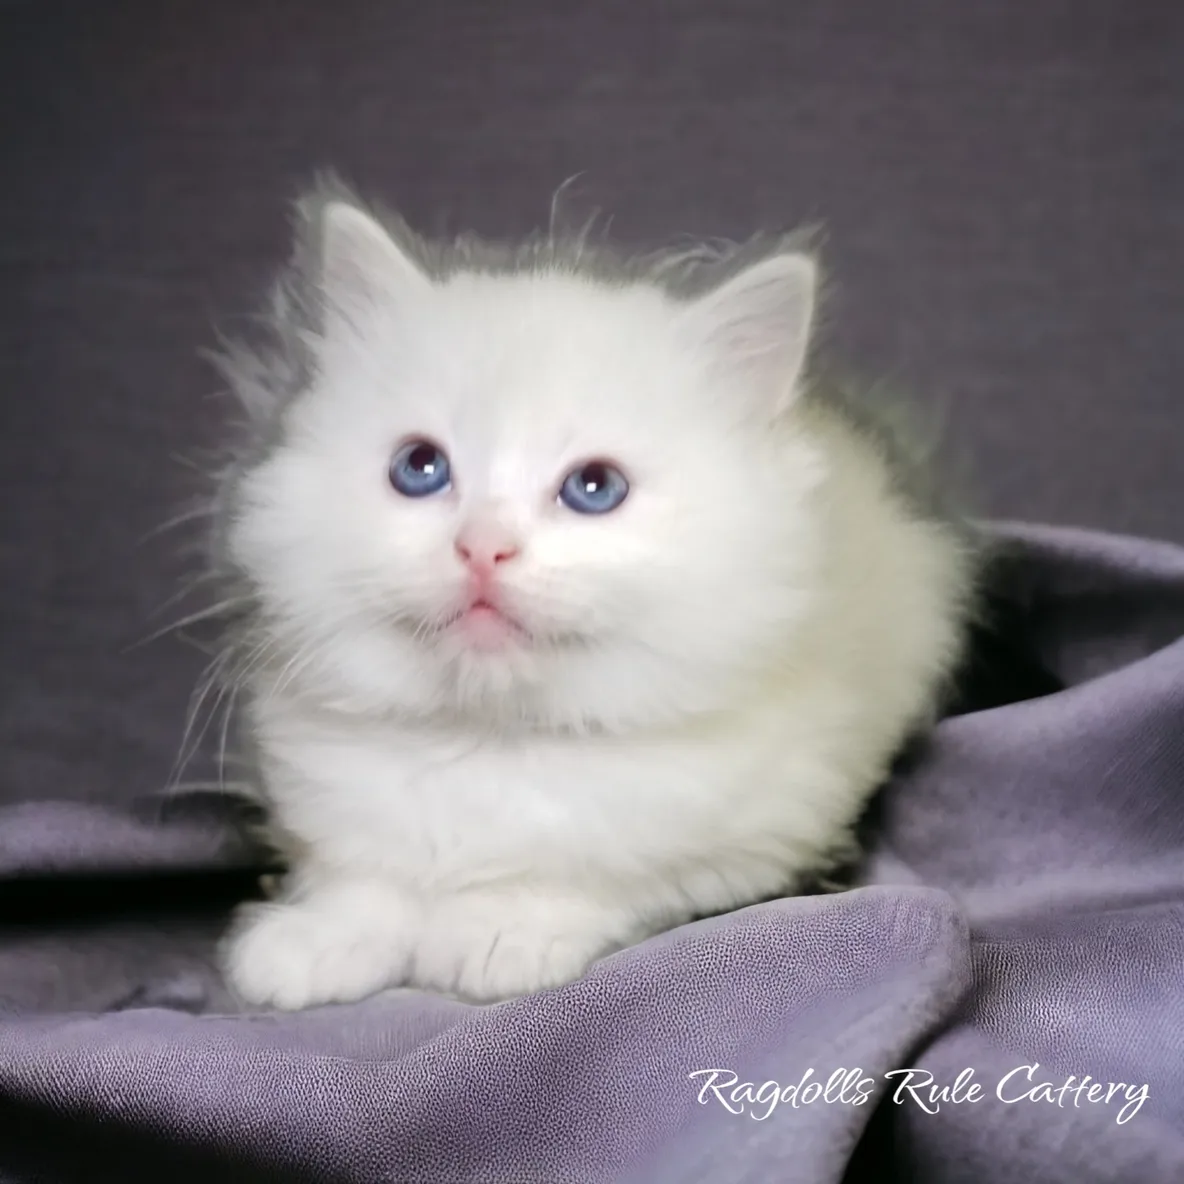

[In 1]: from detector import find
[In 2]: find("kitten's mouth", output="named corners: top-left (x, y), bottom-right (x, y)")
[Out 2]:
top-left (447, 598), bottom-right (532, 651)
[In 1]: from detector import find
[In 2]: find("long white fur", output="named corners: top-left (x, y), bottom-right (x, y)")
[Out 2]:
top-left (214, 193), bottom-right (974, 1008)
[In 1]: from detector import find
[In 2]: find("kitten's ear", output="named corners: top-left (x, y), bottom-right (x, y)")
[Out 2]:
top-left (315, 200), bottom-right (430, 333)
top-left (685, 251), bottom-right (817, 415)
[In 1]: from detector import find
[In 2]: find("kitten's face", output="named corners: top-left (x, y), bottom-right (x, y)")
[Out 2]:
top-left (226, 204), bottom-right (824, 728)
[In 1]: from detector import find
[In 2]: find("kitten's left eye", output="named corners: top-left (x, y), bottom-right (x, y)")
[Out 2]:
top-left (558, 461), bottom-right (629, 514)
top-left (389, 440), bottom-right (452, 497)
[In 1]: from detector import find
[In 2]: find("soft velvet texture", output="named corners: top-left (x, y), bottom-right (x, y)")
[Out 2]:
top-left (2, 1), bottom-right (1183, 1181)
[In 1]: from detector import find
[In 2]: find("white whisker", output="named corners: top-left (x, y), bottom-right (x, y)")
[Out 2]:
top-left (126, 596), bottom-right (253, 652)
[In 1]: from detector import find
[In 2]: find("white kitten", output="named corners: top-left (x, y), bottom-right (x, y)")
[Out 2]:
top-left (208, 185), bottom-right (975, 1009)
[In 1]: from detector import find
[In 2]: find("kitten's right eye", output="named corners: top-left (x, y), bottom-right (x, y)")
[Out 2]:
top-left (559, 460), bottom-right (629, 515)
top-left (388, 440), bottom-right (452, 498)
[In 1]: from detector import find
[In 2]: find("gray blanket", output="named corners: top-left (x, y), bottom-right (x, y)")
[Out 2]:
top-left (2, 521), bottom-right (1183, 1181)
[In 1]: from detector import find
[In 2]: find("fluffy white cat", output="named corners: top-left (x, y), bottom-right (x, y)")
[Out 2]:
top-left (208, 184), bottom-right (976, 1009)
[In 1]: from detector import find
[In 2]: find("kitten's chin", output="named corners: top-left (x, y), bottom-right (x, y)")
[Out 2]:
top-left (447, 603), bottom-right (531, 654)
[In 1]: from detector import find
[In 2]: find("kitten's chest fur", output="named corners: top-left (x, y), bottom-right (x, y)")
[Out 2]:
top-left (251, 680), bottom-right (880, 909)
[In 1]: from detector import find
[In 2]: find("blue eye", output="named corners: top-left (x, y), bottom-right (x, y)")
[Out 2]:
top-left (389, 440), bottom-right (451, 497)
top-left (559, 461), bottom-right (629, 514)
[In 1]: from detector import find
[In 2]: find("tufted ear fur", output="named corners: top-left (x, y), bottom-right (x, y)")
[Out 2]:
top-left (683, 251), bottom-right (817, 416)
top-left (316, 200), bottom-right (431, 337)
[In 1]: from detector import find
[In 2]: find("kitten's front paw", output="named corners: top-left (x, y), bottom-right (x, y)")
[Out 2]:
top-left (222, 882), bottom-right (418, 1010)
top-left (414, 894), bottom-right (624, 1003)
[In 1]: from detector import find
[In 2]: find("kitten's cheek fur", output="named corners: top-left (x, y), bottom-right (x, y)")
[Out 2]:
top-left (220, 883), bottom-right (420, 1010)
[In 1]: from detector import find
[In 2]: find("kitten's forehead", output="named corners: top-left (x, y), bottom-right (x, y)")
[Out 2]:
top-left (418, 271), bottom-right (697, 423)
top-left (308, 264), bottom-right (739, 484)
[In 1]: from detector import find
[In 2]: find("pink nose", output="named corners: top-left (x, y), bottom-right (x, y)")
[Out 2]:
top-left (454, 524), bottom-right (521, 569)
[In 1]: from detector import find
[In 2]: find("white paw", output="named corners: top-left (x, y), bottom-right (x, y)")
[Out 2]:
top-left (412, 893), bottom-right (623, 1003)
top-left (221, 882), bottom-right (418, 1010)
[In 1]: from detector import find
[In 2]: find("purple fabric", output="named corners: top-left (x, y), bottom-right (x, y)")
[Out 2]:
top-left (2, 522), bottom-right (1183, 1182)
